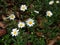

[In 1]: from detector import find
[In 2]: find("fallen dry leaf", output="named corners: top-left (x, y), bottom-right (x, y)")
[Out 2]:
top-left (0, 22), bottom-right (6, 28)
top-left (2, 15), bottom-right (7, 21)
top-left (27, 42), bottom-right (32, 45)
top-left (29, 4), bottom-right (34, 9)
top-left (47, 39), bottom-right (57, 45)
top-left (0, 29), bottom-right (6, 37)
top-left (57, 36), bottom-right (60, 40)
top-left (36, 32), bottom-right (43, 37)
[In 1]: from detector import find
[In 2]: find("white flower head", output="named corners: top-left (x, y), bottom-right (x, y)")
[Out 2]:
top-left (11, 28), bottom-right (19, 36)
top-left (49, 1), bottom-right (54, 5)
top-left (26, 18), bottom-right (35, 27)
top-left (46, 11), bottom-right (53, 17)
top-left (9, 14), bottom-right (15, 20)
top-left (20, 5), bottom-right (27, 11)
top-left (34, 10), bottom-right (39, 14)
top-left (18, 22), bottom-right (25, 28)
top-left (56, 0), bottom-right (59, 3)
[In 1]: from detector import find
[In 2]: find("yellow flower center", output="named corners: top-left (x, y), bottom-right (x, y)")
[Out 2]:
top-left (29, 21), bottom-right (32, 24)
top-left (11, 15), bottom-right (14, 18)
top-left (22, 7), bottom-right (25, 9)
top-left (14, 31), bottom-right (16, 35)
top-left (20, 24), bottom-right (23, 26)
top-left (48, 12), bottom-right (50, 16)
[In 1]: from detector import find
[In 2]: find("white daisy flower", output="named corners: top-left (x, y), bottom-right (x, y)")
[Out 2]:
top-left (26, 18), bottom-right (35, 27)
top-left (46, 11), bottom-right (53, 17)
top-left (8, 14), bottom-right (15, 20)
top-left (18, 22), bottom-right (25, 28)
top-left (49, 1), bottom-right (54, 5)
top-left (20, 5), bottom-right (27, 11)
top-left (11, 28), bottom-right (19, 36)
top-left (34, 10), bottom-right (39, 14)
top-left (56, 0), bottom-right (59, 3)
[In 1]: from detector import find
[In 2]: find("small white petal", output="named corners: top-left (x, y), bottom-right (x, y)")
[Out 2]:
top-left (34, 10), bottom-right (39, 14)
top-left (12, 28), bottom-right (17, 31)
top-left (17, 30), bottom-right (19, 32)
top-left (56, 1), bottom-right (59, 3)
top-left (49, 1), bottom-right (54, 5)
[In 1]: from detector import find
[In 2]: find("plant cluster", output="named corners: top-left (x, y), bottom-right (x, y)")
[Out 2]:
top-left (0, 0), bottom-right (60, 45)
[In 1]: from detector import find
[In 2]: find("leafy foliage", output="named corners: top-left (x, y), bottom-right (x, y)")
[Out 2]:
top-left (0, 0), bottom-right (60, 45)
